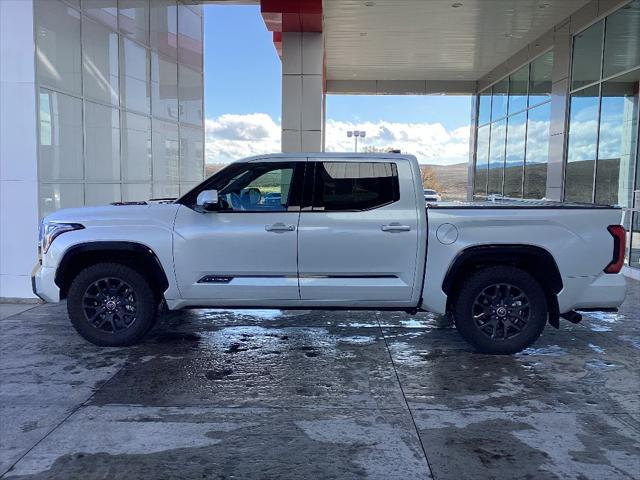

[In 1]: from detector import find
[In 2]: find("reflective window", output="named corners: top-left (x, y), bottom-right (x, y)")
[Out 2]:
top-left (504, 112), bottom-right (527, 198)
top-left (529, 51), bottom-right (553, 106)
top-left (85, 101), bottom-right (120, 181)
top-left (122, 113), bottom-right (151, 182)
top-left (572, 21), bottom-right (603, 90)
top-left (151, 53), bottom-right (178, 120)
top-left (312, 162), bottom-right (399, 211)
top-left (491, 79), bottom-right (508, 121)
top-left (487, 119), bottom-right (506, 195)
top-left (211, 163), bottom-right (297, 212)
top-left (39, 89), bottom-right (83, 181)
top-left (82, 16), bottom-right (119, 105)
top-left (35, 0), bottom-right (82, 95)
top-left (474, 125), bottom-right (490, 197)
top-left (121, 38), bottom-right (150, 114)
top-left (152, 119), bottom-right (179, 182)
top-left (524, 102), bottom-right (551, 199)
top-left (595, 78), bottom-right (639, 206)
top-left (40, 183), bottom-right (84, 218)
top-left (179, 126), bottom-right (204, 182)
top-left (150, 0), bottom-right (178, 60)
top-left (478, 90), bottom-right (492, 125)
top-left (565, 86), bottom-right (600, 202)
top-left (123, 183), bottom-right (152, 202)
top-left (119, 0), bottom-right (150, 45)
top-left (508, 65), bottom-right (529, 115)
top-left (85, 184), bottom-right (121, 206)
top-left (603, 1), bottom-right (640, 79)
top-left (178, 65), bottom-right (203, 125)
top-left (83, 0), bottom-right (118, 30)
top-left (153, 183), bottom-right (179, 199)
top-left (178, 4), bottom-right (202, 71)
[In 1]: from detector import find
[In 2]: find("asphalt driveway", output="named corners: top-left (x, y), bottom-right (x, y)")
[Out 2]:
top-left (1, 279), bottom-right (639, 479)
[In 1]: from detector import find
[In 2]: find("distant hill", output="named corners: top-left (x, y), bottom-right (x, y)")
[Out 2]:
top-left (422, 162), bottom-right (469, 201)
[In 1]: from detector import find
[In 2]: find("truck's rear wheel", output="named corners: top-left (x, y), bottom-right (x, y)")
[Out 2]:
top-left (67, 263), bottom-right (157, 346)
top-left (453, 266), bottom-right (547, 354)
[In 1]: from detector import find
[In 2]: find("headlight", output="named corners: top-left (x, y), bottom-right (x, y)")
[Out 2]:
top-left (40, 222), bottom-right (84, 254)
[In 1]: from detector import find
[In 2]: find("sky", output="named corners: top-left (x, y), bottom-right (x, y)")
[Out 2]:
top-left (204, 5), bottom-right (472, 165)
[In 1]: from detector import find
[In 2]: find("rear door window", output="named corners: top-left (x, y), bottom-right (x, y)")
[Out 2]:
top-left (310, 161), bottom-right (399, 211)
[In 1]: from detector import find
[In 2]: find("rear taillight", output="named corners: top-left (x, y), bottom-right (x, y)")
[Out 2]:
top-left (604, 225), bottom-right (626, 274)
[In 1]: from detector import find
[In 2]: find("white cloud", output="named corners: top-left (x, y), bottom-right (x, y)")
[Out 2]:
top-left (206, 113), bottom-right (470, 165)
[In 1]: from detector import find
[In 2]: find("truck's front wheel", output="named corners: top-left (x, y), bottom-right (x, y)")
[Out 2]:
top-left (453, 266), bottom-right (547, 354)
top-left (67, 263), bottom-right (157, 346)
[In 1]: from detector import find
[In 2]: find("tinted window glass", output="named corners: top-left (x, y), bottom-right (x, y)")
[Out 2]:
top-left (529, 50), bottom-right (553, 105)
top-left (571, 21), bottom-right (603, 90)
top-left (603, 1), bottom-right (640, 79)
top-left (312, 162), bottom-right (399, 211)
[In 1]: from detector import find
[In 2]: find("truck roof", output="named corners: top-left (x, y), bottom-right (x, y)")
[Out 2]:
top-left (239, 152), bottom-right (418, 163)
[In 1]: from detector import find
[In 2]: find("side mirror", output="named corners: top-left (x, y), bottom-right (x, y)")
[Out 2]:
top-left (196, 189), bottom-right (219, 212)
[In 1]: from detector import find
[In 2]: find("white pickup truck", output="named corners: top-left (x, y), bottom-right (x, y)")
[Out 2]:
top-left (32, 153), bottom-right (628, 354)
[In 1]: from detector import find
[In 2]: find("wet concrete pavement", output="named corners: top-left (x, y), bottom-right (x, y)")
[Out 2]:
top-left (0, 280), bottom-right (638, 479)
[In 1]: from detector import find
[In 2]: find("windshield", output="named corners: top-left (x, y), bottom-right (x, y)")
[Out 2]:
top-left (424, 189), bottom-right (436, 195)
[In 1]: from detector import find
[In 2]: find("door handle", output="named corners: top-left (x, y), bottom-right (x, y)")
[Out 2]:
top-left (265, 223), bottom-right (296, 232)
top-left (381, 223), bottom-right (411, 232)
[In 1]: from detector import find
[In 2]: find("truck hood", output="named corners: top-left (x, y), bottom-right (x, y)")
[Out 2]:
top-left (43, 203), bottom-right (182, 229)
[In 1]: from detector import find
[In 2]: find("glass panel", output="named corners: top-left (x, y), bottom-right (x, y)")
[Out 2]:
top-left (524, 102), bottom-right (551, 199)
top-left (504, 111), bottom-right (527, 198)
top-left (179, 183), bottom-right (199, 195)
top-left (122, 112), bottom-right (151, 181)
top-left (39, 89), bottom-right (83, 181)
top-left (508, 64), bottom-right (529, 115)
top-left (313, 162), bottom-right (399, 211)
top-left (571, 21), bottom-right (603, 90)
top-left (153, 183), bottom-right (179, 198)
top-left (150, 0), bottom-right (178, 60)
top-left (478, 90), bottom-right (491, 125)
top-left (474, 125), bottom-right (490, 197)
top-left (595, 78), bottom-right (639, 206)
top-left (85, 184), bottom-right (121, 205)
top-left (82, 16), bottom-right (119, 105)
top-left (35, 0), bottom-right (82, 95)
top-left (119, 0), bottom-right (150, 45)
top-left (39, 183), bottom-right (84, 217)
top-left (83, 0), bottom-right (118, 29)
top-left (491, 79), bottom-right (508, 121)
top-left (121, 38), bottom-right (150, 114)
top-left (565, 86), bottom-right (600, 202)
top-left (85, 101), bottom-right (120, 181)
top-left (179, 126), bottom-right (204, 182)
top-left (152, 119), bottom-right (179, 182)
top-left (178, 65), bottom-right (203, 125)
top-left (529, 50), bottom-right (553, 106)
top-left (122, 183), bottom-right (152, 202)
top-left (603, 1), bottom-right (640, 79)
top-left (487, 119), bottom-right (506, 195)
top-left (151, 53), bottom-right (178, 120)
top-left (178, 4), bottom-right (203, 71)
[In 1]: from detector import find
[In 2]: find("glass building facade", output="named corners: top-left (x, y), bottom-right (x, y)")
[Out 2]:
top-left (472, 0), bottom-right (640, 270)
top-left (474, 51), bottom-right (554, 201)
top-left (35, 0), bottom-right (204, 217)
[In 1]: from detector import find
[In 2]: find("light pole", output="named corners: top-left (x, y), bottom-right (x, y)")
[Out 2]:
top-left (347, 130), bottom-right (366, 152)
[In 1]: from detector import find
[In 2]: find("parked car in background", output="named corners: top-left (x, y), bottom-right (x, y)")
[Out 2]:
top-left (32, 153), bottom-right (627, 354)
top-left (424, 189), bottom-right (442, 202)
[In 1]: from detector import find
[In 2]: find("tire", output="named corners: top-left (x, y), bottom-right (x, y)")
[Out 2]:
top-left (453, 266), bottom-right (547, 355)
top-left (67, 262), bottom-right (158, 347)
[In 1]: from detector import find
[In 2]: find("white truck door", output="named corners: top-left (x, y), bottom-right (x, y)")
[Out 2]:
top-left (173, 160), bottom-right (304, 301)
top-left (298, 159), bottom-right (420, 304)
